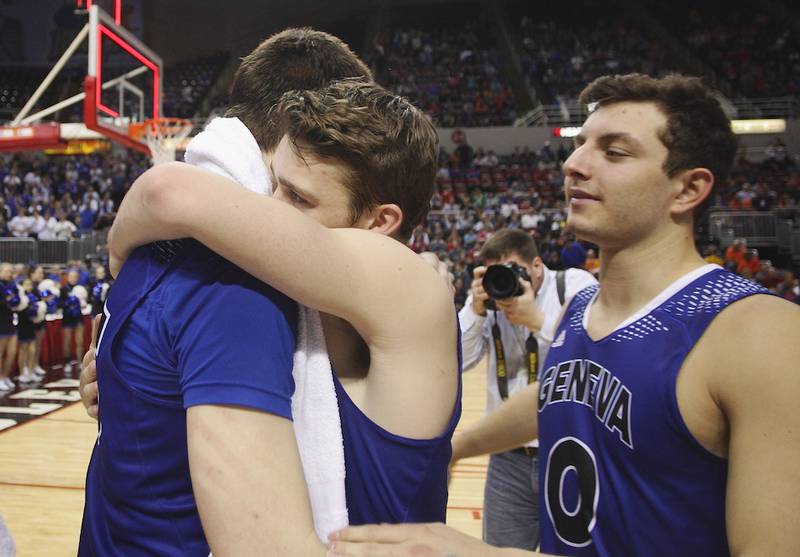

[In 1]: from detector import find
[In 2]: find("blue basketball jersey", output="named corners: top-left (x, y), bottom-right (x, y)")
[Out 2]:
top-left (335, 326), bottom-right (462, 524)
top-left (79, 241), bottom-right (297, 556)
top-left (537, 265), bottom-right (769, 557)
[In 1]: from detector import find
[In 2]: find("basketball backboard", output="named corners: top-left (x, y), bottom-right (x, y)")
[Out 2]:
top-left (76, 0), bottom-right (122, 25)
top-left (84, 3), bottom-right (162, 153)
top-left (4, 2), bottom-right (161, 155)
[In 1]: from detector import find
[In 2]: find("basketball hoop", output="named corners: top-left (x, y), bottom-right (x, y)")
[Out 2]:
top-left (129, 117), bottom-right (193, 166)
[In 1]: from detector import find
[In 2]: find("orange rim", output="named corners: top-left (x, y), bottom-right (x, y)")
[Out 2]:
top-left (129, 117), bottom-right (193, 141)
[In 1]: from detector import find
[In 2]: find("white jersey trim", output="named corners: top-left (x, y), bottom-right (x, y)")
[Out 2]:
top-left (582, 264), bottom-right (721, 334)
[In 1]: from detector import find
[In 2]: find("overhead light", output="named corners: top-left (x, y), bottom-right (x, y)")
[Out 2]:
top-left (730, 119), bottom-right (786, 134)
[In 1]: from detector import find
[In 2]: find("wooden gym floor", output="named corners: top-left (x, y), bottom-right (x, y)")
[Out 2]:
top-left (0, 360), bottom-right (490, 555)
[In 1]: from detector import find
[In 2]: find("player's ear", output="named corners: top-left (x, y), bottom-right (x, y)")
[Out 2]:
top-left (671, 167), bottom-right (713, 216)
top-left (361, 203), bottom-right (403, 237)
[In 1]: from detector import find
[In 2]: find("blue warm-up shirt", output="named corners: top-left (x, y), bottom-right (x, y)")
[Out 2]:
top-left (79, 241), bottom-right (297, 556)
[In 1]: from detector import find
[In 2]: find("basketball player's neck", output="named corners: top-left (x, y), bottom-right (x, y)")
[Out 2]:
top-left (596, 224), bottom-right (705, 318)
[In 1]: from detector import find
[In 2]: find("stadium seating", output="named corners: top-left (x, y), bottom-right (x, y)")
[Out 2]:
top-left (376, 5), bottom-right (517, 127)
top-left (162, 52), bottom-right (229, 119)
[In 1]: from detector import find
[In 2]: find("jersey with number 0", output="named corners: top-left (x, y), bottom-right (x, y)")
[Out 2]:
top-left (79, 241), bottom-right (298, 556)
top-left (537, 265), bottom-right (769, 557)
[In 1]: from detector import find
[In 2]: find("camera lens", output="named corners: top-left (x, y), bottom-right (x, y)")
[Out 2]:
top-left (482, 265), bottom-right (520, 299)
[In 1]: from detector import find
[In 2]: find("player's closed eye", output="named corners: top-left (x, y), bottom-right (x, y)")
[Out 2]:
top-left (276, 184), bottom-right (309, 207)
top-left (287, 188), bottom-right (309, 206)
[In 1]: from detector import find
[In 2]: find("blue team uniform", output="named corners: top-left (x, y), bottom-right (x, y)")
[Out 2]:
top-left (335, 328), bottom-right (462, 524)
top-left (537, 265), bottom-right (769, 557)
top-left (80, 238), bottom-right (460, 554)
top-left (79, 241), bottom-right (298, 556)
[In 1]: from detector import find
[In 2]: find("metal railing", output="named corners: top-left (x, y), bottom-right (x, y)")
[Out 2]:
top-left (729, 97), bottom-right (800, 120)
top-left (37, 240), bottom-right (69, 264)
top-left (0, 238), bottom-right (37, 263)
top-left (708, 211), bottom-right (778, 247)
top-left (515, 95), bottom-right (800, 127)
top-left (0, 232), bottom-right (108, 265)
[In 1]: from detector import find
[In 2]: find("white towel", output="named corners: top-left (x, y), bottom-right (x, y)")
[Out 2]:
top-left (184, 118), bottom-right (349, 542)
top-left (184, 117), bottom-right (272, 195)
top-left (291, 307), bottom-right (349, 541)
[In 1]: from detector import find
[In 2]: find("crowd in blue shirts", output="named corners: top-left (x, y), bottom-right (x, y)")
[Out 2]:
top-left (0, 151), bottom-right (149, 239)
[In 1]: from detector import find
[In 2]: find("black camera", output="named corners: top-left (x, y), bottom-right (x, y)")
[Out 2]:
top-left (482, 262), bottom-right (531, 310)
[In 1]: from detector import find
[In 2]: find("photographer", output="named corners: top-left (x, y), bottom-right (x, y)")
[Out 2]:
top-left (457, 229), bottom-right (596, 550)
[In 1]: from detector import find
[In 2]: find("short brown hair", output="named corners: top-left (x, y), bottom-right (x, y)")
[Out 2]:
top-left (272, 78), bottom-right (438, 240)
top-left (579, 73), bottom-right (737, 216)
top-left (226, 28), bottom-right (372, 152)
top-left (480, 229), bottom-right (539, 263)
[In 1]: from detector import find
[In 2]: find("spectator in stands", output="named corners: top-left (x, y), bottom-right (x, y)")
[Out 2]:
top-left (559, 233), bottom-right (587, 269)
top-left (452, 130), bottom-right (474, 169)
top-left (408, 226), bottom-right (430, 253)
top-left (54, 212), bottom-right (77, 240)
top-left (752, 184), bottom-right (774, 211)
top-left (737, 248), bottom-right (762, 276)
top-left (3, 169), bottom-right (21, 192)
top-left (725, 238), bottom-right (747, 270)
top-left (775, 271), bottom-right (799, 303)
top-left (7, 210), bottom-right (31, 238)
top-left (37, 209), bottom-right (59, 240)
top-left (704, 244), bottom-right (724, 267)
top-left (29, 208), bottom-right (46, 238)
top-left (476, 149), bottom-right (499, 168)
top-left (78, 201), bottom-right (96, 233)
top-left (757, 260), bottom-right (784, 290)
top-left (584, 247), bottom-right (600, 275)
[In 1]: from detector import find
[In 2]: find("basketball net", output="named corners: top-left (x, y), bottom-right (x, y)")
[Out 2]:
top-left (131, 118), bottom-right (193, 166)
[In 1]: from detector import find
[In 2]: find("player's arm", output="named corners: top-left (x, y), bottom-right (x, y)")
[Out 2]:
top-left (710, 296), bottom-right (800, 556)
top-left (187, 404), bottom-right (324, 556)
top-left (327, 522), bottom-right (557, 556)
top-left (452, 379), bottom-right (539, 462)
top-left (453, 297), bottom-right (575, 462)
top-left (108, 162), bottom-right (452, 340)
top-left (171, 267), bottom-right (322, 555)
top-left (79, 316), bottom-right (101, 419)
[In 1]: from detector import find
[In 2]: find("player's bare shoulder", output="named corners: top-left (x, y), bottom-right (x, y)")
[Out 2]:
top-left (333, 227), bottom-right (457, 336)
top-left (712, 293), bottom-right (800, 348)
top-left (699, 293), bottom-right (800, 398)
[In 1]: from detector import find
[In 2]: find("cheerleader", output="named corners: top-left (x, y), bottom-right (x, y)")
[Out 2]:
top-left (30, 265), bottom-right (50, 377)
top-left (16, 278), bottom-right (47, 383)
top-left (60, 270), bottom-right (87, 374)
top-left (0, 263), bottom-right (19, 391)
top-left (88, 265), bottom-right (112, 317)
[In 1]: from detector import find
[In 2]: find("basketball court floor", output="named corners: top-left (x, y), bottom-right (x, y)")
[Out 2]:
top-left (0, 359), bottom-right (491, 555)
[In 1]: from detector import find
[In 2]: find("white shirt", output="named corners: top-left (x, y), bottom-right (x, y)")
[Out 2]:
top-left (8, 215), bottom-right (31, 238)
top-left (520, 213), bottom-right (541, 230)
top-left (37, 217), bottom-right (59, 240)
top-left (54, 219), bottom-right (77, 240)
top-left (29, 215), bottom-right (45, 235)
top-left (459, 266), bottom-right (598, 447)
